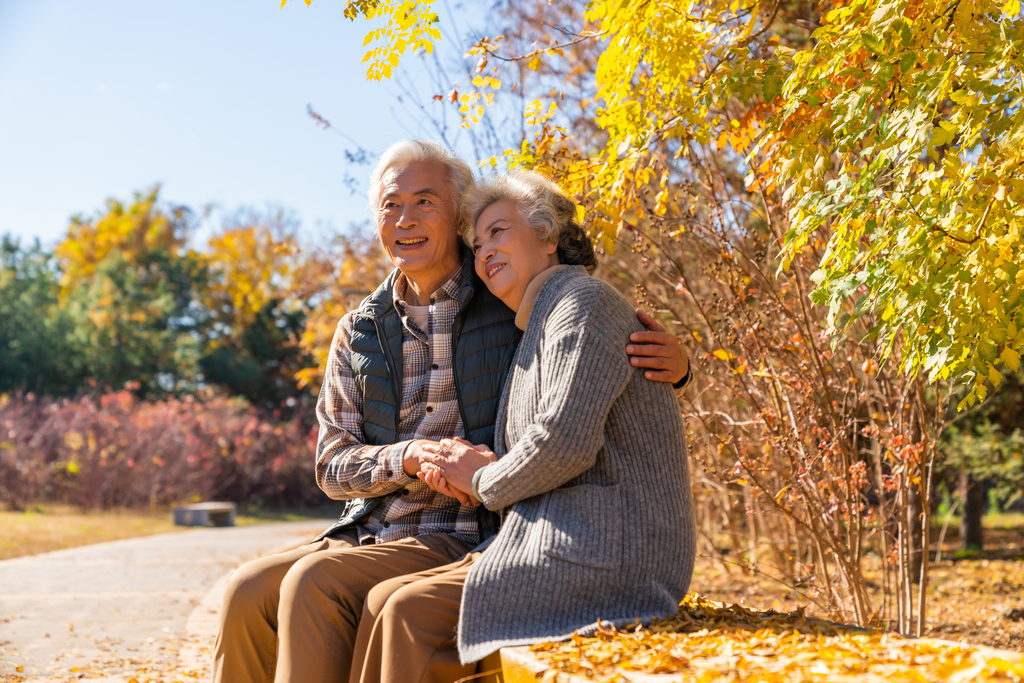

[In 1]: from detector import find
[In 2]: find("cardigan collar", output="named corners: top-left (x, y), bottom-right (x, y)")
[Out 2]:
top-left (514, 264), bottom-right (571, 331)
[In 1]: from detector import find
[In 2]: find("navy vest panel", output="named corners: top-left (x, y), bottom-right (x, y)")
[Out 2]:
top-left (347, 261), bottom-right (521, 449)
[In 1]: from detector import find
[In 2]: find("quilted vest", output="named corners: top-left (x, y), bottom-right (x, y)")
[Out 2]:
top-left (317, 253), bottom-right (520, 543)
top-left (348, 255), bottom-right (521, 449)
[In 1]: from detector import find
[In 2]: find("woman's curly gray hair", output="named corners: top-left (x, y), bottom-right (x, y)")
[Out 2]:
top-left (461, 171), bottom-right (597, 272)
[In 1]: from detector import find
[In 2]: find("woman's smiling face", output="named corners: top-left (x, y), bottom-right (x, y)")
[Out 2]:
top-left (473, 199), bottom-right (559, 311)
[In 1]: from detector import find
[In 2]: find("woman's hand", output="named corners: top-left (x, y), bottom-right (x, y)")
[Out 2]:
top-left (418, 463), bottom-right (478, 507)
top-left (419, 437), bottom-right (497, 502)
top-left (628, 309), bottom-right (690, 384)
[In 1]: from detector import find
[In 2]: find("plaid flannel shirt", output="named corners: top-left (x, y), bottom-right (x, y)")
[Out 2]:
top-left (315, 266), bottom-right (480, 545)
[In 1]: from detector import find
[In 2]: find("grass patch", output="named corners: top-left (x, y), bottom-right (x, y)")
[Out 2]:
top-left (0, 502), bottom-right (339, 560)
top-left (982, 511), bottom-right (1024, 530)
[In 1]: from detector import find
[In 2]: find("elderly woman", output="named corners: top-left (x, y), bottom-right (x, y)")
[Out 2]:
top-left (349, 171), bottom-right (695, 683)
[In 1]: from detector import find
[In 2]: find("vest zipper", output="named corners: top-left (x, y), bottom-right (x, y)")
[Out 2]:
top-left (450, 309), bottom-right (472, 440)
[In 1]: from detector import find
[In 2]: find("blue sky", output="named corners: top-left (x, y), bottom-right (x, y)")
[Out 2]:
top-left (0, 0), bottom-right (492, 247)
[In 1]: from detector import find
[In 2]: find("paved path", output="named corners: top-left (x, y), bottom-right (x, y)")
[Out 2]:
top-left (0, 520), bottom-right (333, 682)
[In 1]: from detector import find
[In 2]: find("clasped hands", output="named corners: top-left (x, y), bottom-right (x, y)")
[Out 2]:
top-left (412, 437), bottom-right (497, 507)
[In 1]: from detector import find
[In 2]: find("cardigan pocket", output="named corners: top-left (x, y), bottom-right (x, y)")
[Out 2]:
top-left (541, 483), bottom-right (624, 571)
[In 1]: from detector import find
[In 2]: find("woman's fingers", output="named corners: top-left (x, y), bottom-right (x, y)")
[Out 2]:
top-left (446, 437), bottom-right (497, 460)
top-left (439, 479), bottom-right (474, 507)
top-left (421, 467), bottom-right (475, 506)
top-left (417, 469), bottom-right (439, 492)
top-left (419, 452), bottom-right (449, 468)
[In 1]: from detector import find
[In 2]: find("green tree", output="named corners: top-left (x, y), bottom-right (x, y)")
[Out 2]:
top-left (754, 0), bottom-right (1024, 411)
top-left (200, 213), bottom-right (315, 409)
top-left (0, 236), bottom-right (83, 394)
top-left (55, 188), bottom-right (209, 395)
top-left (199, 300), bottom-right (312, 410)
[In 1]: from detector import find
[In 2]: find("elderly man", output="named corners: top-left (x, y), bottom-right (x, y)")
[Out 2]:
top-left (211, 140), bottom-right (689, 683)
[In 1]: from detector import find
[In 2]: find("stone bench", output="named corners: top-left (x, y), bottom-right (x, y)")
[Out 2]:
top-left (173, 502), bottom-right (236, 527)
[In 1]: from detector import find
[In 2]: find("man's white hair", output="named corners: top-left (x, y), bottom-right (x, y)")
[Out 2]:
top-left (367, 140), bottom-right (475, 216)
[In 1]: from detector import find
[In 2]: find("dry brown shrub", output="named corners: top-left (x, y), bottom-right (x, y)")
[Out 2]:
top-left (0, 390), bottom-right (323, 512)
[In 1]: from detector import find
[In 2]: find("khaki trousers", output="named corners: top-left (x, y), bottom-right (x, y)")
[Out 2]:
top-left (351, 551), bottom-right (501, 683)
top-left (211, 528), bottom-right (474, 683)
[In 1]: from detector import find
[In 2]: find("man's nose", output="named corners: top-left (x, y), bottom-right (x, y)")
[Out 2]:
top-left (396, 205), bottom-right (416, 229)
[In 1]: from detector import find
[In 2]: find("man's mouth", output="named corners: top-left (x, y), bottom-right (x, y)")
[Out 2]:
top-left (486, 262), bottom-right (506, 278)
top-left (396, 237), bottom-right (427, 246)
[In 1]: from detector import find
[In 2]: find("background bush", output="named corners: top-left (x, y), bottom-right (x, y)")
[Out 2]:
top-left (0, 390), bottom-right (325, 511)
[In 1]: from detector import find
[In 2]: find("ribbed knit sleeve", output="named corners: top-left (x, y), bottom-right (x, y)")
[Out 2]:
top-left (476, 280), bottom-right (633, 511)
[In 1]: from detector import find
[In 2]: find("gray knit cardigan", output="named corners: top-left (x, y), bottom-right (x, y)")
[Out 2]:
top-left (457, 266), bottom-right (696, 663)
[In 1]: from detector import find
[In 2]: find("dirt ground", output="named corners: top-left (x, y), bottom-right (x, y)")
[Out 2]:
top-left (691, 514), bottom-right (1024, 653)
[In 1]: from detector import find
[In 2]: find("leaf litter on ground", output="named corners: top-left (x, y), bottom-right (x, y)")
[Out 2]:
top-left (530, 593), bottom-right (1024, 681)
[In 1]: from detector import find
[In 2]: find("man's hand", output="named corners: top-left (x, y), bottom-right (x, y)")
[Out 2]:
top-left (402, 439), bottom-right (439, 477)
top-left (628, 309), bottom-right (690, 384)
top-left (419, 437), bottom-right (497, 501)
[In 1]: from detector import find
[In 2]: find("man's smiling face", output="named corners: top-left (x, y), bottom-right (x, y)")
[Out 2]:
top-left (376, 161), bottom-right (462, 296)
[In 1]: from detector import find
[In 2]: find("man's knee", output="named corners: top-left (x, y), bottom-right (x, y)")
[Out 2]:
top-left (278, 549), bottom-right (366, 616)
top-left (363, 576), bottom-right (407, 623)
top-left (223, 557), bottom-right (283, 614)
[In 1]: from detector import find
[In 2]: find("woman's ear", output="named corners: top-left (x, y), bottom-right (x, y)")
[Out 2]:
top-left (545, 240), bottom-right (559, 255)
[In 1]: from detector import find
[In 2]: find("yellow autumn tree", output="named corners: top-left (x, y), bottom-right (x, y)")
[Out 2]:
top-left (294, 230), bottom-right (392, 393)
top-left (52, 187), bottom-right (207, 394)
top-left (284, 0), bottom-right (1023, 633)
top-left (205, 224), bottom-right (300, 339)
top-left (303, 0), bottom-right (1023, 407)
top-left (55, 186), bottom-right (198, 292)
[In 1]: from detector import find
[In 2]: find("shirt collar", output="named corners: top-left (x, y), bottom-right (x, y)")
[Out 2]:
top-left (514, 264), bottom-right (571, 331)
top-left (393, 263), bottom-right (465, 312)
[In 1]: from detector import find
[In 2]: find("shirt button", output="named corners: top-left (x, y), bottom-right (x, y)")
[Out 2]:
top-left (431, 363), bottom-right (439, 370)
top-left (383, 521), bottom-right (391, 528)
top-left (425, 406), bottom-right (433, 413)
top-left (386, 470), bottom-right (393, 477)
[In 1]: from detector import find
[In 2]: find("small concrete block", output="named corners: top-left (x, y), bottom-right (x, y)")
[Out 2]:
top-left (173, 502), bottom-right (237, 527)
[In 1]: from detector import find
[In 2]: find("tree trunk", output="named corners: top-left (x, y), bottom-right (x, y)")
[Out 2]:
top-left (959, 473), bottom-right (985, 551)
top-left (908, 483), bottom-right (924, 582)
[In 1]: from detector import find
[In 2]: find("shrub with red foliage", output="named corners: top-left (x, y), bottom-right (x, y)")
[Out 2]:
top-left (0, 391), bottom-right (325, 510)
